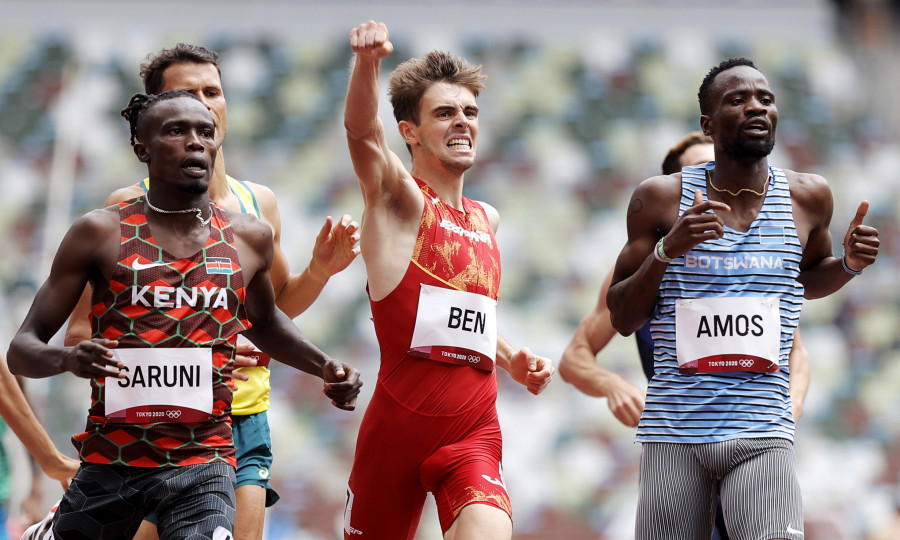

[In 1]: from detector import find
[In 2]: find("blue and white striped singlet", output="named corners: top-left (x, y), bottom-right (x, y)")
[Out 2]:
top-left (635, 162), bottom-right (804, 444)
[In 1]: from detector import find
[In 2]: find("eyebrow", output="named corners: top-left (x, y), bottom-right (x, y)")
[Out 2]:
top-left (431, 104), bottom-right (479, 114)
top-left (723, 87), bottom-right (774, 99)
top-left (160, 118), bottom-right (215, 130)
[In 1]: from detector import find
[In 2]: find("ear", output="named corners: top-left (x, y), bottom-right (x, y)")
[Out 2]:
top-left (397, 120), bottom-right (418, 147)
top-left (133, 141), bottom-right (149, 163)
top-left (699, 115), bottom-right (712, 137)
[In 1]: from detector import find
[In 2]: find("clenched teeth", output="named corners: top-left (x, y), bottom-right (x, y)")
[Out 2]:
top-left (448, 138), bottom-right (471, 149)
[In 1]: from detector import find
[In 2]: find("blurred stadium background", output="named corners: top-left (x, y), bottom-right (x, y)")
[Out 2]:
top-left (1, 1), bottom-right (900, 538)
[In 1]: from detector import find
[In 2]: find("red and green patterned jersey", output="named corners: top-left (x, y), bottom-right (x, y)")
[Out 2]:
top-left (72, 197), bottom-right (251, 468)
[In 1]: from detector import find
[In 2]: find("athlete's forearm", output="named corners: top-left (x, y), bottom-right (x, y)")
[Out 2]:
top-left (244, 311), bottom-right (329, 379)
top-left (788, 332), bottom-right (810, 420)
top-left (273, 269), bottom-right (327, 319)
top-left (559, 346), bottom-right (610, 398)
top-left (344, 54), bottom-right (382, 140)
top-left (494, 335), bottom-right (516, 373)
top-left (608, 257), bottom-right (666, 336)
top-left (64, 286), bottom-right (94, 346)
top-left (798, 255), bottom-right (854, 299)
top-left (7, 332), bottom-right (67, 379)
top-left (0, 359), bottom-right (67, 468)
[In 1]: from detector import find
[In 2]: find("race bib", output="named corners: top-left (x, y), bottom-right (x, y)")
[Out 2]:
top-left (675, 297), bottom-right (781, 373)
top-left (105, 348), bottom-right (213, 423)
top-left (409, 284), bottom-right (497, 371)
top-left (235, 335), bottom-right (270, 367)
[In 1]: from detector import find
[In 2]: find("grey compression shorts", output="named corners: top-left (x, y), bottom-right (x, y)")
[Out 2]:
top-left (636, 438), bottom-right (803, 540)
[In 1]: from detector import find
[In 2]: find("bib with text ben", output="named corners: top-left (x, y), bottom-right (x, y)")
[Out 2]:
top-left (409, 284), bottom-right (497, 372)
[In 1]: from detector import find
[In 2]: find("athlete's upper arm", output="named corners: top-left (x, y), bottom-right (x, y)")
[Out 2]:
top-left (240, 182), bottom-right (288, 289)
top-left (611, 176), bottom-right (677, 285)
top-left (231, 212), bottom-right (275, 288)
top-left (231, 213), bottom-right (279, 326)
top-left (346, 119), bottom-right (414, 205)
top-left (25, 209), bottom-right (119, 341)
top-left (476, 200), bottom-right (500, 234)
top-left (64, 184), bottom-right (143, 345)
top-left (789, 171), bottom-right (834, 271)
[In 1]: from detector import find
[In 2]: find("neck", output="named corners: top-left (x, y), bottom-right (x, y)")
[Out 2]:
top-left (145, 181), bottom-right (211, 212)
top-left (207, 146), bottom-right (230, 202)
top-left (708, 158), bottom-right (769, 193)
top-left (411, 164), bottom-right (465, 210)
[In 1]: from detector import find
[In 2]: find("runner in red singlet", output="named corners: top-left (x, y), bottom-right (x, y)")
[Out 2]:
top-left (7, 91), bottom-right (361, 540)
top-left (342, 21), bottom-right (554, 540)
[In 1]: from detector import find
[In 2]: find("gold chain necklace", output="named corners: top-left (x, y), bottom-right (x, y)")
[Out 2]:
top-left (706, 169), bottom-right (770, 197)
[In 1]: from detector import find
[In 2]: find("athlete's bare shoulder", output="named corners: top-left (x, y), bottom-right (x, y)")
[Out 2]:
top-left (628, 173), bottom-right (682, 224)
top-left (67, 206), bottom-right (121, 252)
top-left (226, 209), bottom-right (273, 248)
top-left (474, 199), bottom-right (500, 233)
top-left (635, 172), bottom-right (683, 198)
top-left (783, 169), bottom-right (830, 205)
top-left (237, 179), bottom-right (279, 220)
top-left (105, 183), bottom-right (145, 206)
top-left (225, 208), bottom-right (274, 281)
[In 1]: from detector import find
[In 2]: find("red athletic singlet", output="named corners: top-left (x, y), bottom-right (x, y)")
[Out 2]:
top-left (371, 178), bottom-right (501, 414)
top-left (73, 197), bottom-right (250, 468)
top-left (344, 179), bottom-right (510, 539)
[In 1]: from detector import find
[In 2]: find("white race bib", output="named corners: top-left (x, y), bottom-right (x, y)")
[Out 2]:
top-left (105, 348), bottom-right (213, 423)
top-left (409, 284), bottom-right (497, 371)
top-left (675, 297), bottom-right (781, 373)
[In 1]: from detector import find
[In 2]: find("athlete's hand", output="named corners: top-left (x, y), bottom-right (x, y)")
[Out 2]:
top-left (322, 360), bottom-right (363, 411)
top-left (602, 374), bottom-right (646, 428)
top-left (508, 347), bottom-right (554, 395)
top-left (61, 339), bottom-right (122, 379)
top-left (842, 200), bottom-right (879, 273)
top-left (42, 451), bottom-right (80, 491)
top-left (231, 341), bottom-right (258, 382)
top-left (350, 20), bottom-right (394, 60)
top-left (309, 214), bottom-right (360, 282)
top-left (663, 189), bottom-right (730, 259)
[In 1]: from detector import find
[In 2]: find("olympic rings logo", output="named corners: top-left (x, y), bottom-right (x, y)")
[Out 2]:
top-left (739, 359), bottom-right (754, 368)
top-left (166, 410), bottom-right (182, 419)
top-left (468, 355), bottom-right (481, 363)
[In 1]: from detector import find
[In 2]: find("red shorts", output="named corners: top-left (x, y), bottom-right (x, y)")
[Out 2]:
top-left (343, 386), bottom-right (511, 539)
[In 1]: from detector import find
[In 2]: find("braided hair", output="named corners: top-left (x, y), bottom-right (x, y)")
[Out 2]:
top-left (120, 90), bottom-right (200, 146)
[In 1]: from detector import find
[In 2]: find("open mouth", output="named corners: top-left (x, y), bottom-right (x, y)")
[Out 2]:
top-left (447, 137), bottom-right (472, 150)
top-left (743, 120), bottom-right (770, 135)
top-left (182, 158), bottom-right (209, 176)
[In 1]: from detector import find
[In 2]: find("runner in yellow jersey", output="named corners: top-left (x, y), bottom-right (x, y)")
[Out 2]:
top-left (63, 44), bottom-right (360, 540)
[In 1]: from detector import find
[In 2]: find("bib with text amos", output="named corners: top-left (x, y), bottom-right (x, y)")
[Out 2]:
top-left (409, 284), bottom-right (498, 372)
top-left (105, 348), bottom-right (213, 423)
top-left (675, 296), bottom-right (781, 373)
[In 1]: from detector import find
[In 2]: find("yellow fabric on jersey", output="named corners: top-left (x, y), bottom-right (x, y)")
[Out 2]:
top-left (140, 175), bottom-right (271, 415)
